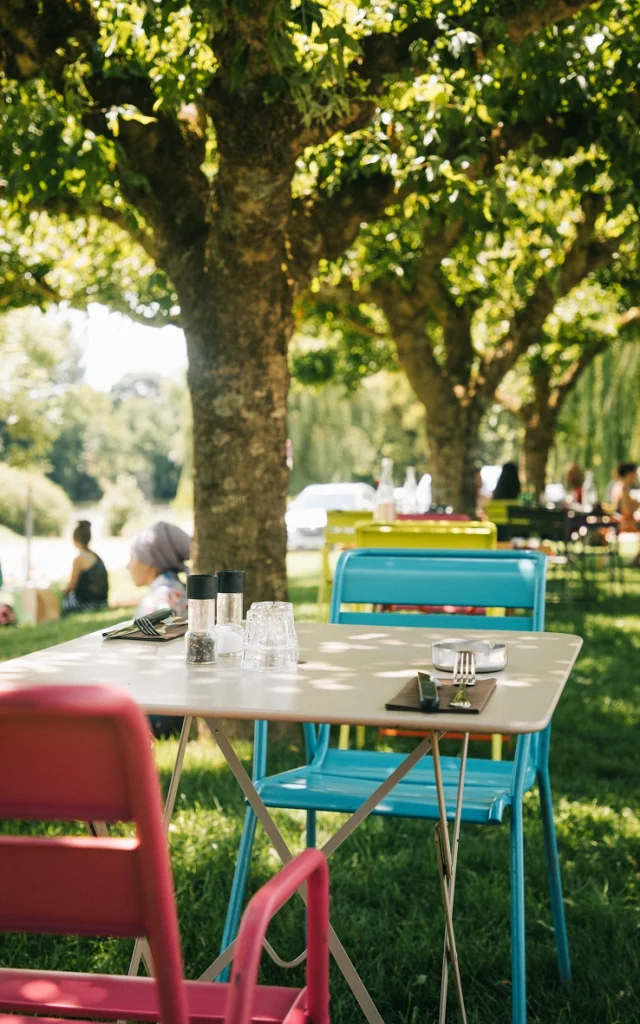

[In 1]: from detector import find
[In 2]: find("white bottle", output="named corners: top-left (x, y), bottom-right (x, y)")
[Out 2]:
top-left (374, 457), bottom-right (396, 521)
top-left (583, 470), bottom-right (597, 511)
top-left (401, 466), bottom-right (419, 513)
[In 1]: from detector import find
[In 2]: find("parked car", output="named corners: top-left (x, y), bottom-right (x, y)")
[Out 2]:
top-left (286, 483), bottom-right (376, 550)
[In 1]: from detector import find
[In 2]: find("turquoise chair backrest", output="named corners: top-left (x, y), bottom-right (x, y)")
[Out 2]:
top-left (330, 548), bottom-right (546, 631)
top-left (322, 548), bottom-right (547, 776)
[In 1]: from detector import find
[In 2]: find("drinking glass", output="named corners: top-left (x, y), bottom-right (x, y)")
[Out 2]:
top-left (243, 602), bottom-right (298, 671)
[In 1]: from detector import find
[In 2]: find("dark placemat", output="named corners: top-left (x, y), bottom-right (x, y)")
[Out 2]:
top-left (386, 675), bottom-right (497, 715)
top-left (103, 623), bottom-right (187, 643)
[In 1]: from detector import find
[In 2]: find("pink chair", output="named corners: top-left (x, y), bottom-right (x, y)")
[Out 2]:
top-left (0, 683), bottom-right (330, 1024)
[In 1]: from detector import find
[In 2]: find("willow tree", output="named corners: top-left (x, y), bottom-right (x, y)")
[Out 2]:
top-left (499, 294), bottom-right (640, 495)
top-left (0, 0), bottom-right (608, 595)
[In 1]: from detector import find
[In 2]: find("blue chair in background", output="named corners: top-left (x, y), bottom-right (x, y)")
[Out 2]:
top-left (220, 549), bottom-right (570, 1024)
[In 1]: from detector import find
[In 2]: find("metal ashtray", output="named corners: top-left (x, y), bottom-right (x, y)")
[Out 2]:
top-left (432, 638), bottom-right (508, 674)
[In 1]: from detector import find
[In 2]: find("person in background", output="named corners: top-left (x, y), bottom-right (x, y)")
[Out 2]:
top-left (128, 521), bottom-right (191, 619)
top-left (566, 464), bottom-right (585, 506)
top-left (128, 521), bottom-right (191, 739)
top-left (615, 462), bottom-right (639, 533)
top-left (492, 461), bottom-right (521, 501)
top-left (62, 520), bottom-right (109, 616)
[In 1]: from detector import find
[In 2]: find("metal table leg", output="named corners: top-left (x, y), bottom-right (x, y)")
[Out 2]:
top-left (438, 733), bottom-right (469, 1023)
top-left (432, 731), bottom-right (468, 1024)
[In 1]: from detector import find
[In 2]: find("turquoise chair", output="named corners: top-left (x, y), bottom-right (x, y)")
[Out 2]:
top-left (220, 549), bottom-right (570, 1024)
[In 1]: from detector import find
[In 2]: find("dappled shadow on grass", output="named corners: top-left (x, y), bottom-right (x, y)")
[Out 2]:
top-left (1, 581), bottom-right (639, 1022)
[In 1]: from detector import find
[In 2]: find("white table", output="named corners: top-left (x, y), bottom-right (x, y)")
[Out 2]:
top-left (0, 623), bottom-right (582, 1024)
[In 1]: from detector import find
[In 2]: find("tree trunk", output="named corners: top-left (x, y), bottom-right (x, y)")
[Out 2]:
top-left (426, 398), bottom-right (483, 515)
top-left (379, 297), bottom-right (483, 517)
top-left (520, 364), bottom-right (557, 500)
top-left (522, 407), bottom-right (558, 499)
top-left (523, 423), bottom-right (554, 499)
top-left (175, 136), bottom-right (296, 604)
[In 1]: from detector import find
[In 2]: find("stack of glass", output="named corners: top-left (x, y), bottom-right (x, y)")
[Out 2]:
top-left (243, 601), bottom-right (298, 671)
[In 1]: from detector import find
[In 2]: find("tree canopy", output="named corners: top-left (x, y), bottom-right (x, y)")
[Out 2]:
top-left (2, 0), bottom-right (639, 591)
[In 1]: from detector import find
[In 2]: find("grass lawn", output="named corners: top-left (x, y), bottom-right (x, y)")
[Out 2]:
top-left (0, 557), bottom-right (638, 1023)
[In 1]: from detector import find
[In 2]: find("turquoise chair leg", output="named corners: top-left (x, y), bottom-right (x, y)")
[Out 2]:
top-left (217, 805), bottom-right (258, 981)
top-left (510, 802), bottom-right (527, 1024)
top-left (538, 766), bottom-right (571, 984)
top-left (306, 809), bottom-right (317, 849)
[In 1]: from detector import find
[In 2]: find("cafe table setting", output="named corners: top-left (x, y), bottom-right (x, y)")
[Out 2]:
top-left (0, 583), bottom-right (582, 1024)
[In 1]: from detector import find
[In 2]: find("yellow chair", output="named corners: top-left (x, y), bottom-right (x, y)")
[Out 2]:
top-left (353, 519), bottom-right (505, 758)
top-left (317, 510), bottom-right (374, 621)
top-left (316, 510), bottom-right (374, 752)
top-left (354, 520), bottom-right (497, 550)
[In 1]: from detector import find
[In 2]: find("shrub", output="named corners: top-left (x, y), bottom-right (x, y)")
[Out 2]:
top-left (100, 475), bottom-right (146, 536)
top-left (0, 465), bottom-right (73, 536)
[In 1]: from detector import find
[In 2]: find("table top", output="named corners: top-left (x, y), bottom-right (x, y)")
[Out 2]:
top-left (0, 622), bottom-right (582, 734)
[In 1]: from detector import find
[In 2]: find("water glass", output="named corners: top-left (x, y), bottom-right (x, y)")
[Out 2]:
top-left (243, 601), bottom-right (298, 671)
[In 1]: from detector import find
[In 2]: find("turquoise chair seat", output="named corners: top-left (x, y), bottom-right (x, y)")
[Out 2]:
top-left (256, 748), bottom-right (535, 824)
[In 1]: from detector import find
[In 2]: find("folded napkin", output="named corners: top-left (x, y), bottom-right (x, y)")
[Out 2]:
top-left (103, 622), bottom-right (187, 643)
top-left (386, 675), bottom-right (497, 715)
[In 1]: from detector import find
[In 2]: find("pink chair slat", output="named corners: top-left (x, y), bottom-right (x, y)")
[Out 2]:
top-left (0, 684), bottom-right (331, 1024)
top-left (0, 686), bottom-right (143, 822)
top-left (0, 971), bottom-right (299, 1023)
top-left (0, 837), bottom-right (145, 936)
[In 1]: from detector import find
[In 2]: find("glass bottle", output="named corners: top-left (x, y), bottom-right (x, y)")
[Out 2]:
top-left (185, 574), bottom-right (217, 664)
top-left (401, 466), bottom-right (419, 514)
top-left (374, 457), bottom-right (396, 521)
top-left (216, 570), bottom-right (245, 659)
top-left (583, 470), bottom-right (597, 511)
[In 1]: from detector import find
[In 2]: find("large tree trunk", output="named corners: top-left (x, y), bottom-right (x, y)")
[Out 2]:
top-left (176, 129), bottom-right (296, 604)
top-left (427, 397), bottom-right (483, 515)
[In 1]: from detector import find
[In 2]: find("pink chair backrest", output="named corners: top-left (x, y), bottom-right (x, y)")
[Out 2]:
top-left (397, 513), bottom-right (471, 521)
top-left (0, 683), bottom-right (188, 1024)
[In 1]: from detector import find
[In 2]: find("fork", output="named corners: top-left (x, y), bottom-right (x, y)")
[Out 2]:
top-left (450, 651), bottom-right (475, 708)
top-left (103, 607), bottom-right (173, 639)
top-left (136, 616), bottom-right (166, 636)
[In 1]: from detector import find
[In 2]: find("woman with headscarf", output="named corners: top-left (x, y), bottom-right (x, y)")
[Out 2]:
top-left (128, 521), bottom-right (191, 619)
top-left (128, 521), bottom-right (191, 739)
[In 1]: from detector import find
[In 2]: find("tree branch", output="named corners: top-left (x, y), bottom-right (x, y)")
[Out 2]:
top-left (478, 196), bottom-right (618, 397)
top-left (288, 172), bottom-right (397, 289)
top-left (505, 0), bottom-right (600, 43)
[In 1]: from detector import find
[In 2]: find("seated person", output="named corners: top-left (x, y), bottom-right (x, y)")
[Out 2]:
top-left (492, 461), bottom-right (521, 541)
top-left (566, 464), bottom-right (584, 506)
top-left (616, 461), bottom-right (639, 532)
top-left (62, 520), bottom-right (109, 616)
top-left (127, 522), bottom-right (191, 739)
top-left (127, 521), bottom-right (191, 619)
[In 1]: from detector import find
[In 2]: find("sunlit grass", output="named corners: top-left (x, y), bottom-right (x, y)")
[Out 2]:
top-left (0, 561), bottom-right (639, 1022)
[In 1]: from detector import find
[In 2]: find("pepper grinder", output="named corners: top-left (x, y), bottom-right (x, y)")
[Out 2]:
top-left (216, 570), bottom-right (245, 659)
top-left (185, 574), bottom-right (217, 664)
